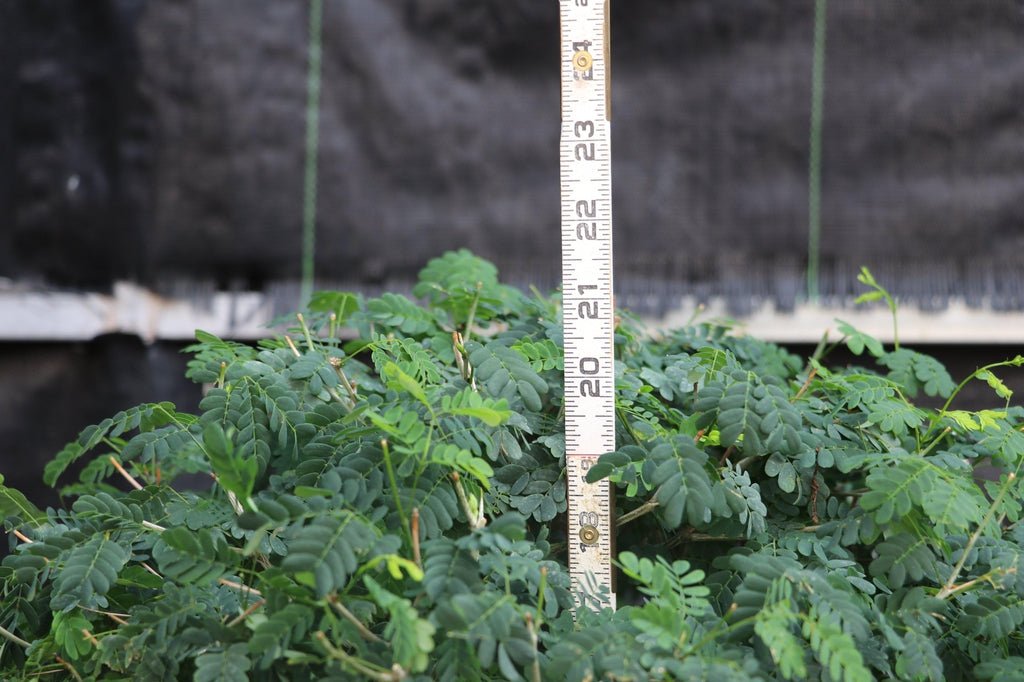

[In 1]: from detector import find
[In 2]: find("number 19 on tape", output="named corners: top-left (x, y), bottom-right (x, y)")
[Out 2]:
top-left (559, 0), bottom-right (616, 611)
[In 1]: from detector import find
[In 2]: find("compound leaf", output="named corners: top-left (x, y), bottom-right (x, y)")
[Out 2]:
top-left (51, 534), bottom-right (129, 612)
top-left (648, 439), bottom-right (717, 528)
top-left (152, 527), bottom-right (236, 586)
top-left (281, 513), bottom-right (382, 597)
top-left (194, 643), bottom-right (251, 682)
top-left (869, 534), bottom-right (937, 589)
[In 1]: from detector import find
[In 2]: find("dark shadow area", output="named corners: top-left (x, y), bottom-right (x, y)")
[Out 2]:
top-left (0, 335), bottom-right (201, 512)
top-left (2, 1), bottom-right (1023, 305)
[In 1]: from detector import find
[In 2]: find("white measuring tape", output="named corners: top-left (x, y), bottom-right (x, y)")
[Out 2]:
top-left (559, 0), bottom-right (616, 611)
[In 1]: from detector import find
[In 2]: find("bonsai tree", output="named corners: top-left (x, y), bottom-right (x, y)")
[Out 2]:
top-left (2, 251), bottom-right (1023, 681)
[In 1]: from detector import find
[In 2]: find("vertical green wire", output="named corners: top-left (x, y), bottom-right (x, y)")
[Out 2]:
top-left (807, 0), bottom-right (827, 302)
top-left (301, 0), bottom-right (324, 306)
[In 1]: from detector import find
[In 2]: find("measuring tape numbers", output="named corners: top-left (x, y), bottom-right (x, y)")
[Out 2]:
top-left (559, 0), bottom-right (617, 611)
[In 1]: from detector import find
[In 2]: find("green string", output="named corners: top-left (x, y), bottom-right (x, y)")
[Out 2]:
top-left (807, 0), bottom-right (827, 302)
top-left (301, 0), bottom-right (324, 306)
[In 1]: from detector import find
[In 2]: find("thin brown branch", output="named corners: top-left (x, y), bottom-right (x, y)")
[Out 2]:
top-left (80, 606), bottom-right (129, 625)
top-left (109, 456), bottom-right (143, 490)
top-left (809, 463), bottom-right (821, 524)
top-left (329, 357), bottom-right (360, 404)
top-left (718, 445), bottom-right (735, 466)
top-left (227, 599), bottom-right (266, 627)
top-left (218, 578), bottom-right (263, 598)
top-left (410, 508), bottom-right (422, 569)
top-left (328, 595), bottom-right (386, 644)
top-left (284, 335), bottom-right (302, 358)
top-left (141, 562), bottom-right (162, 578)
top-left (616, 500), bottom-right (660, 527)
top-left (792, 367), bottom-right (819, 402)
top-left (81, 629), bottom-right (101, 647)
top-left (11, 529), bottom-right (33, 545)
top-left (54, 656), bottom-right (83, 682)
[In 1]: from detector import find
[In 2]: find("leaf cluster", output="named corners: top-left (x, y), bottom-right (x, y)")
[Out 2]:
top-left (2, 252), bottom-right (1024, 681)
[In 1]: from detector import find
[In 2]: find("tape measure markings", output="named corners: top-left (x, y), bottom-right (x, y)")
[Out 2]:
top-left (559, 0), bottom-right (617, 611)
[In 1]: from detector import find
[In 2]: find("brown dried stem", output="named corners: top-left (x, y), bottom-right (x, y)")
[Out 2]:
top-left (327, 595), bottom-right (386, 644)
top-left (227, 599), bottom-right (266, 628)
top-left (410, 508), bottom-right (422, 569)
top-left (11, 529), bottom-right (33, 545)
top-left (217, 578), bottom-right (263, 599)
top-left (109, 456), bottom-right (144, 491)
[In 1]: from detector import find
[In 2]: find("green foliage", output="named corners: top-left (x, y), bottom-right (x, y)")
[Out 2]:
top-left (647, 438), bottom-right (718, 528)
top-left (193, 643), bottom-right (251, 682)
top-left (50, 534), bottom-right (130, 612)
top-left (879, 348), bottom-right (956, 398)
top-left (0, 473), bottom-right (45, 527)
top-left (365, 575), bottom-right (436, 673)
top-left (280, 512), bottom-right (382, 597)
top-left (201, 423), bottom-right (257, 507)
top-left (151, 527), bottom-right (234, 586)
top-left (2, 252), bottom-right (1024, 680)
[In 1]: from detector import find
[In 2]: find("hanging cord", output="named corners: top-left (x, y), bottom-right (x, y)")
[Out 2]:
top-left (301, 0), bottom-right (324, 306)
top-left (807, 0), bottom-right (827, 302)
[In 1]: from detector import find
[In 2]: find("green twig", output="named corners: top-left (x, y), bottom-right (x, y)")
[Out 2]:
top-left (855, 267), bottom-right (899, 350)
top-left (536, 566), bottom-right (548, 625)
top-left (300, 0), bottom-right (324, 306)
top-left (315, 632), bottom-right (405, 681)
top-left (806, 0), bottom-right (827, 302)
top-left (524, 613), bottom-right (542, 682)
top-left (381, 440), bottom-right (412, 545)
top-left (938, 472), bottom-right (1016, 600)
top-left (809, 330), bottom-right (830, 365)
top-left (684, 609), bottom-right (760, 657)
top-left (296, 313), bottom-right (316, 352)
top-left (462, 281), bottom-right (483, 343)
top-left (0, 623), bottom-right (31, 649)
top-left (919, 427), bottom-right (951, 457)
top-left (923, 358), bottom-right (1023, 443)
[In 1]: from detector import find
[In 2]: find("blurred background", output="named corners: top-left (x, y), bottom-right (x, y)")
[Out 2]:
top-left (2, 0), bottom-right (1024, 505)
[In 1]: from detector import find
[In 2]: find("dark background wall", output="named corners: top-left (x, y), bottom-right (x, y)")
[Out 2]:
top-left (4, 0), bottom-right (1024, 296)
top-left (3, 0), bottom-right (1024, 505)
